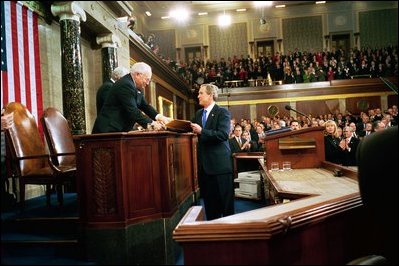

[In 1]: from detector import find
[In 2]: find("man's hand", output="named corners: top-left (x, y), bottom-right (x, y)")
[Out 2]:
top-left (1, 112), bottom-right (14, 130)
top-left (150, 121), bottom-right (165, 131)
top-left (191, 123), bottom-right (202, 134)
top-left (155, 114), bottom-right (172, 125)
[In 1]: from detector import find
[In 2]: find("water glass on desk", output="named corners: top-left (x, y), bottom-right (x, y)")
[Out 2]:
top-left (270, 162), bottom-right (279, 172)
top-left (283, 161), bottom-right (292, 171)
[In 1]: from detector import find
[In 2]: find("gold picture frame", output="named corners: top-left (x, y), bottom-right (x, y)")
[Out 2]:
top-left (158, 96), bottom-right (174, 118)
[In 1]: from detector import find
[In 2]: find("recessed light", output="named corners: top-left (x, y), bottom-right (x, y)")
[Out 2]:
top-left (236, 8), bottom-right (247, 12)
top-left (145, 11), bottom-right (151, 16)
top-left (275, 5), bottom-right (286, 8)
top-left (198, 12), bottom-right (208, 16)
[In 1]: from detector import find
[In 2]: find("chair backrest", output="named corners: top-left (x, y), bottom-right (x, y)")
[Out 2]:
top-left (4, 102), bottom-right (49, 176)
top-left (41, 107), bottom-right (76, 166)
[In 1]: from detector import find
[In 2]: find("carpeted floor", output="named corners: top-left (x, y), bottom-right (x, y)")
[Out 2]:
top-left (1, 193), bottom-right (266, 265)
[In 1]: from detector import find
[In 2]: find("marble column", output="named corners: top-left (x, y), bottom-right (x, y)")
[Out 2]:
top-left (51, 2), bottom-right (86, 134)
top-left (354, 32), bottom-right (360, 48)
top-left (96, 34), bottom-right (121, 83)
top-left (176, 47), bottom-right (181, 63)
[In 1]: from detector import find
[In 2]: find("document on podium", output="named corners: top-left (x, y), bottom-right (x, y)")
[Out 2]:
top-left (165, 119), bottom-right (193, 133)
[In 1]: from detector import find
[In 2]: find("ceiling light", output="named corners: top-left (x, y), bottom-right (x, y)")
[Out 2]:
top-left (236, 8), bottom-right (247, 12)
top-left (169, 7), bottom-right (190, 22)
top-left (316, 1), bottom-right (326, 4)
top-left (218, 13), bottom-right (231, 27)
top-left (275, 5), bottom-right (285, 8)
top-left (161, 16), bottom-right (170, 19)
top-left (145, 11), bottom-right (151, 17)
top-left (198, 12), bottom-right (208, 16)
top-left (253, 1), bottom-right (273, 8)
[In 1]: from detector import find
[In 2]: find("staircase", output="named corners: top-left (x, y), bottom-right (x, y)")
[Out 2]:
top-left (1, 193), bottom-right (95, 265)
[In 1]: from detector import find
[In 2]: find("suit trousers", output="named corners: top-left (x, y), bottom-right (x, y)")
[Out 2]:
top-left (199, 165), bottom-right (234, 220)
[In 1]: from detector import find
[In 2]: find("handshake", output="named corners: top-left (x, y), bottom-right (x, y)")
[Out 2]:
top-left (146, 114), bottom-right (173, 131)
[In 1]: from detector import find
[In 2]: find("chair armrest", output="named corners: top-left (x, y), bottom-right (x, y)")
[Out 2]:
top-left (52, 152), bottom-right (76, 156)
top-left (16, 154), bottom-right (50, 160)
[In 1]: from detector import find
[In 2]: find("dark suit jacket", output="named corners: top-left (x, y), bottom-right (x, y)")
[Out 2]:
top-left (342, 137), bottom-right (360, 166)
top-left (356, 126), bottom-right (398, 264)
top-left (92, 74), bottom-right (158, 133)
top-left (324, 135), bottom-right (344, 164)
top-left (96, 79), bottom-right (114, 114)
top-left (193, 104), bottom-right (232, 175)
top-left (229, 137), bottom-right (246, 154)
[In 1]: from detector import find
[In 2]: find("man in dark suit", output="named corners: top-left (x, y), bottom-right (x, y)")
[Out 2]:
top-left (96, 66), bottom-right (129, 114)
top-left (357, 126), bottom-right (398, 264)
top-left (92, 62), bottom-right (170, 133)
top-left (191, 84), bottom-right (234, 220)
top-left (340, 126), bottom-right (360, 166)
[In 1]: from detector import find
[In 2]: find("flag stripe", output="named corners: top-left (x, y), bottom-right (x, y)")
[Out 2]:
top-left (11, 2), bottom-right (21, 103)
top-left (33, 11), bottom-right (43, 121)
top-left (4, 2), bottom-right (15, 104)
top-left (1, 1), bottom-right (43, 127)
top-left (23, 6), bottom-right (32, 112)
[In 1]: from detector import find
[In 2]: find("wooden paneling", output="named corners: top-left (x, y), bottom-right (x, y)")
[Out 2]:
top-left (75, 132), bottom-right (197, 228)
top-left (345, 96), bottom-right (381, 114)
top-left (296, 100), bottom-right (335, 116)
top-left (256, 103), bottom-right (290, 119)
top-left (388, 94), bottom-right (398, 108)
top-left (156, 83), bottom-right (173, 101)
top-left (175, 95), bottom-right (184, 119)
top-left (228, 105), bottom-right (250, 120)
top-left (264, 127), bottom-right (325, 170)
top-left (216, 78), bottom-right (398, 119)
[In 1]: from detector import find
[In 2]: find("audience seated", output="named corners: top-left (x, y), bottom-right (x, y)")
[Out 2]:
top-left (147, 44), bottom-right (398, 90)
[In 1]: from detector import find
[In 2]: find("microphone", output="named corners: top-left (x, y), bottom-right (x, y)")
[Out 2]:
top-left (285, 105), bottom-right (311, 121)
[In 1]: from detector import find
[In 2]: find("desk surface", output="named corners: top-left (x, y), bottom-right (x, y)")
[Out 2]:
top-left (216, 165), bottom-right (359, 223)
top-left (268, 168), bottom-right (358, 196)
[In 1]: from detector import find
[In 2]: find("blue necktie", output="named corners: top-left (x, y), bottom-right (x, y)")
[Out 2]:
top-left (202, 109), bottom-right (207, 127)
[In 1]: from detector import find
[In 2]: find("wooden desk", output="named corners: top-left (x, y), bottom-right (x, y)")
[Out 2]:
top-left (173, 164), bottom-right (368, 265)
top-left (173, 127), bottom-right (372, 265)
top-left (74, 131), bottom-right (198, 264)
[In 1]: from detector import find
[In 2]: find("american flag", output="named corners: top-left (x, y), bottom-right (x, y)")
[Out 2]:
top-left (1, 1), bottom-right (43, 124)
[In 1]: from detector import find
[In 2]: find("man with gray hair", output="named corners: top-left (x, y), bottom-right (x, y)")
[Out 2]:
top-left (92, 62), bottom-right (171, 133)
top-left (96, 66), bottom-right (129, 114)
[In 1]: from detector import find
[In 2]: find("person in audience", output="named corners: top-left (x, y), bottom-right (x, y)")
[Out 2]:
top-left (339, 126), bottom-right (359, 166)
top-left (290, 120), bottom-right (301, 130)
top-left (255, 125), bottom-right (265, 151)
top-left (359, 122), bottom-right (373, 138)
top-left (92, 62), bottom-right (171, 133)
top-left (96, 66), bottom-right (129, 114)
top-left (336, 126), bottom-right (343, 140)
top-left (241, 131), bottom-right (258, 152)
top-left (349, 122), bottom-right (359, 139)
top-left (324, 120), bottom-right (344, 164)
top-left (372, 120), bottom-right (385, 133)
top-left (357, 126), bottom-right (398, 264)
top-left (229, 124), bottom-right (247, 154)
top-left (1, 110), bottom-right (13, 130)
top-left (191, 83), bottom-right (234, 220)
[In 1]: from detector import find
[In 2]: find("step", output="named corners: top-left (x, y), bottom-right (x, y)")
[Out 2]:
top-left (1, 216), bottom-right (79, 236)
top-left (1, 255), bottom-right (97, 265)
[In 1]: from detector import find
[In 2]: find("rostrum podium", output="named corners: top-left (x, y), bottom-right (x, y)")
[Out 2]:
top-left (173, 127), bottom-right (374, 265)
top-left (74, 131), bottom-right (198, 265)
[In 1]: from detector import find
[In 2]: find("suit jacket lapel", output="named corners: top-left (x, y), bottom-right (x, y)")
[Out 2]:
top-left (205, 105), bottom-right (218, 128)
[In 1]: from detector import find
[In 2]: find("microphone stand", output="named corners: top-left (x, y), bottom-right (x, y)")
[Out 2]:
top-left (287, 106), bottom-right (311, 125)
